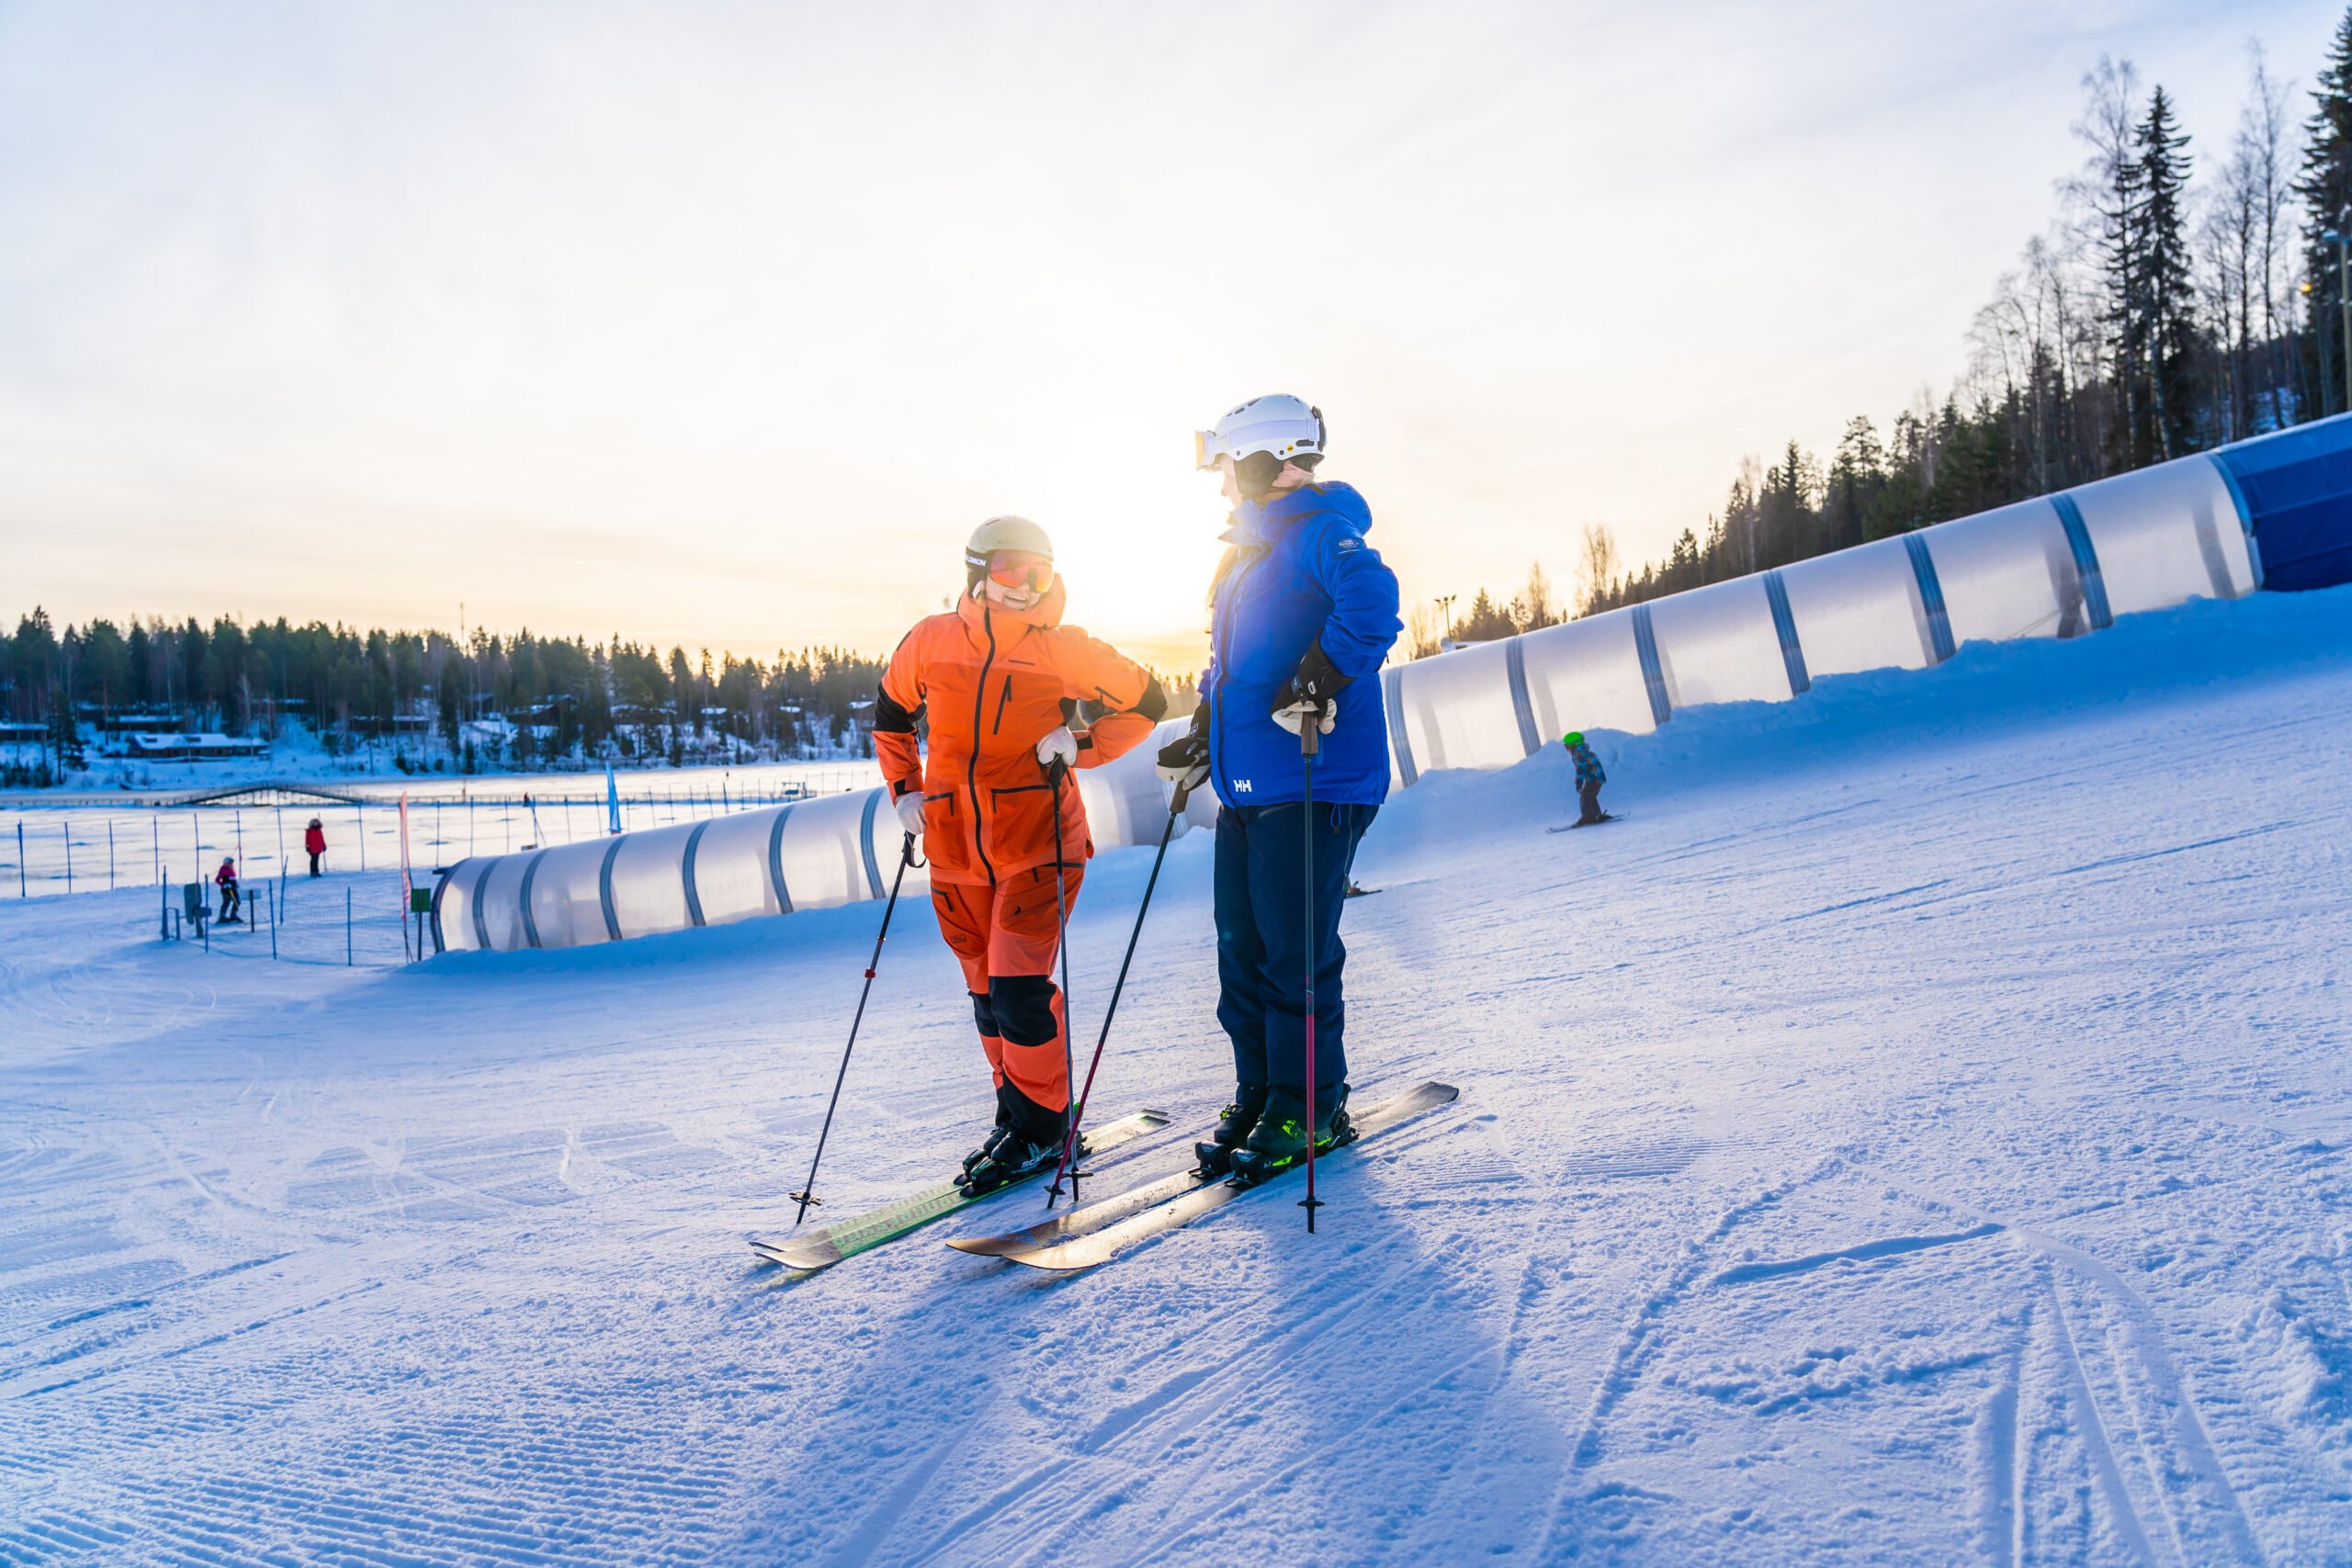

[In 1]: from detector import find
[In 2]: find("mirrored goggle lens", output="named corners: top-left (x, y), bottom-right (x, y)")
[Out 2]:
top-left (987, 551), bottom-right (1053, 589)
top-left (1193, 429), bottom-right (1219, 470)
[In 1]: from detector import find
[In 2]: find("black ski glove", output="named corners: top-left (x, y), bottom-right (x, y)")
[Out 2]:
top-left (1156, 702), bottom-right (1211, 791)
top-left (1270, 641), bottom-right (1351, 731)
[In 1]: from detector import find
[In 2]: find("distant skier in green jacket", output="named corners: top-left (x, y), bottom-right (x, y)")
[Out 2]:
top-left (1566, 732), bottom-right (1608, 825)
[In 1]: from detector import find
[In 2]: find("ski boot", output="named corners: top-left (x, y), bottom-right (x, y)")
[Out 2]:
top-left (1193, 1087), bottom-right (1267, 1177)
top-left (960, 1092), bottom-right (1016, 1179)
top-left (960, 1124), bottom-right (1013, 1181)
top-left (958, 1134), bottom-right (1072, 1198)
top-left (1225, 1086), bottom-right (1354, 1188)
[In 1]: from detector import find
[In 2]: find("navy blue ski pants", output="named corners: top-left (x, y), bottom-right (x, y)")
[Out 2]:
top-left (1214, 800), bottom-right (1376, 1119)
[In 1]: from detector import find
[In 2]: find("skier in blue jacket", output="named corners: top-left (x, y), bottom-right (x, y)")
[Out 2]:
top-left (1157, 395), bottom-right (1403, 1178)
top-left (1566, 731), bottom-right (1609, 824)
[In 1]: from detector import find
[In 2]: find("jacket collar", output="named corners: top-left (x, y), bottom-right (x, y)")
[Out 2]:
top-left (957, 575), bottom-right (1068, 639)
top-left (1227, 481), bottom-right (1362, 546)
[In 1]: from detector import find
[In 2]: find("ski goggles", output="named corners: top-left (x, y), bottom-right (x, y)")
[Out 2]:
top-left (983, 550), bottom-right (1054, 592)
top-left (1193, 414), bottom-right (1325, 471)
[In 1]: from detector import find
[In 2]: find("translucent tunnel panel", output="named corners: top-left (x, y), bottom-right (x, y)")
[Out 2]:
top-left (1391, 639), bottom-right (1529, 773)
top-left (528, 840), bottom-right (615, 950)
top-left (688, 806), bottom-right (786, 928)
top-left (1646, 575), bottom-right (1791, 709)
top-left (1778, 536), bottom-right (1934, 678)
top-left (474, 852), bottom-right (534, 953)
top-left (436, 859), bottom-right (492, 952)
top-left (606, 820), bottom-right (698, 939)
top-left (1918, 498), bottom-right (2082, 645)
top-left (1076, 738), bottom-right (1175, 849)
top-left (777, 788), bottom-right (877, 913)
top-left (2068, 458), bottom-right (2256, 614)
top-left (1517, 611), bottom-right (1657, 739)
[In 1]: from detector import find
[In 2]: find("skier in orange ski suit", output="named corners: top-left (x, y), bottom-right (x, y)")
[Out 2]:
top-left (873, 515), bottom-right (1167, 1191)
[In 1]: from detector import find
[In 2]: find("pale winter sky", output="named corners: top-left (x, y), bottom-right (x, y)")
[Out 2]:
top-left (0, 0), bottom-right (2338, 672)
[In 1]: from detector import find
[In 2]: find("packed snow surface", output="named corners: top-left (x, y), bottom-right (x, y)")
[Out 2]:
top-left (4, 589), bottom-right (2349, 1564)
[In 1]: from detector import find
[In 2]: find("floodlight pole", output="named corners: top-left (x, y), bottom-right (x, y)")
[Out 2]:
top-left (2332, 220), bottom-right (2352, 416)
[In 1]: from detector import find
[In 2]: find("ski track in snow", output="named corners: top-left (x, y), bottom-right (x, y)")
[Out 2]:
top-left (3, 590), bottom-right (2351, 1562)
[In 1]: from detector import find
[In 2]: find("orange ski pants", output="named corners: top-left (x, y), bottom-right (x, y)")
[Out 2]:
top-left (931, 864), bottom-right (1083, 1114)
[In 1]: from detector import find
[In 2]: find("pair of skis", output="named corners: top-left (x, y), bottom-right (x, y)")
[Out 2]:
top-left (749, 1108), bottom-right (1171, 1272)
top-left (748, 1081), bottom-right (1459, 1276)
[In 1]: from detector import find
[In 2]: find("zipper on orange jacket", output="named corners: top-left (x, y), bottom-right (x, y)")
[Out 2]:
top-left (967, 608), bottom-right (1000, 883)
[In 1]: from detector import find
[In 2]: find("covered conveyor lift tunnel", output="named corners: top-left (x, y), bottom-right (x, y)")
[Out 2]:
top-left (435, 415), bottom-right (2351, 954)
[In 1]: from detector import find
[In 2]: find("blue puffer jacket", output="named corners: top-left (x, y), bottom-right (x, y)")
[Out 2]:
top-left (1570, 741), bottom-right (1605, 787)
top-left (1204, 482), bottom-right (1403, 808)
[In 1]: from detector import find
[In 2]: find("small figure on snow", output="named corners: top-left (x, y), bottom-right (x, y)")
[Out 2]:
top-left (304, 816), bottom-right (327, 877)
top-left (1564, 731), bottom-right (1609, 826)
top-left (214, 855), bottom-right (242, 923)
top-left (874, 516), bottom-right (1169, 1196)
top-left (1164, 394), bottom-right (1401, 1182)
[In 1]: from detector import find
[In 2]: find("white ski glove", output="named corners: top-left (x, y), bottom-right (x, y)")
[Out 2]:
top-left (892, 791), bottom-right (926, 837)
top-left (1272, 694), bottom-right (1338, 738)
top-left (1036, 725), bottom-right (1079, 771)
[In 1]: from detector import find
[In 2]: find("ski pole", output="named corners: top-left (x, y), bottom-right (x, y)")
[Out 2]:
top-left (1047, 778), bottom-right (1192, 1207)
top-left (790, 831), bottom-right (918, 1224)
top-left (1300, 715), bottom-right (1322, 1234)
top-left (1046, 761), bottom-right (1080, 1200)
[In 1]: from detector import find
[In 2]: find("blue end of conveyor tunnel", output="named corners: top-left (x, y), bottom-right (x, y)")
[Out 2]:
top-left (2216, 412), bottom-right (2352, 592)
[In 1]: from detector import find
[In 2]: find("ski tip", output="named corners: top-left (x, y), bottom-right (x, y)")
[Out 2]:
top-left (1001, 1249), bottom-right (1101, 1274)
top-left (749, 1240), bottom-right (839, 1271)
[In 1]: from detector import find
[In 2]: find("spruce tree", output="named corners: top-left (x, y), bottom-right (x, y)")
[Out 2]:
top-left (1824, 417), bottom-right (1884, 552)
top-left (2135, 86), bottom-right (2197, 457)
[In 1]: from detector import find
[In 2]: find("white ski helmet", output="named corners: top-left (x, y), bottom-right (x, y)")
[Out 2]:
top-left (1194, 394), bottom-right (1326, 471)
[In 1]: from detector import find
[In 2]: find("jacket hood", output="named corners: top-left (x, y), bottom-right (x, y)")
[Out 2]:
top-left (957, 574), bottom-right (1068, 635)
top-left (1231, 481), bottom-right (1372, 547)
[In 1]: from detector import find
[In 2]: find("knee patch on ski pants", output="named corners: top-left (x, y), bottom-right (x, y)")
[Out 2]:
top-left (968, 990), bottom-right (1008, 1088)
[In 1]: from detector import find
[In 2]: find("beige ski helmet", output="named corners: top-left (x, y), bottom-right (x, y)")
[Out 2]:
top-left (966, 514), bottom-right (1055, 593)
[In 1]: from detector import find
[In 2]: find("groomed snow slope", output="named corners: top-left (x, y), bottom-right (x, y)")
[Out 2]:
top-left (4, 588), bottom-right (2349, 1565)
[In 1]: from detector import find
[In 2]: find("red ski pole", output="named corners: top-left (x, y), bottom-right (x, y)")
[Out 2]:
top-left (1299, 716), bottom-right (1322, 1234)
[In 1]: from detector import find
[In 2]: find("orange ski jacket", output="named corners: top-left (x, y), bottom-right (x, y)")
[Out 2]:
top-left (876, 580), bottom-right (1165, 886)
